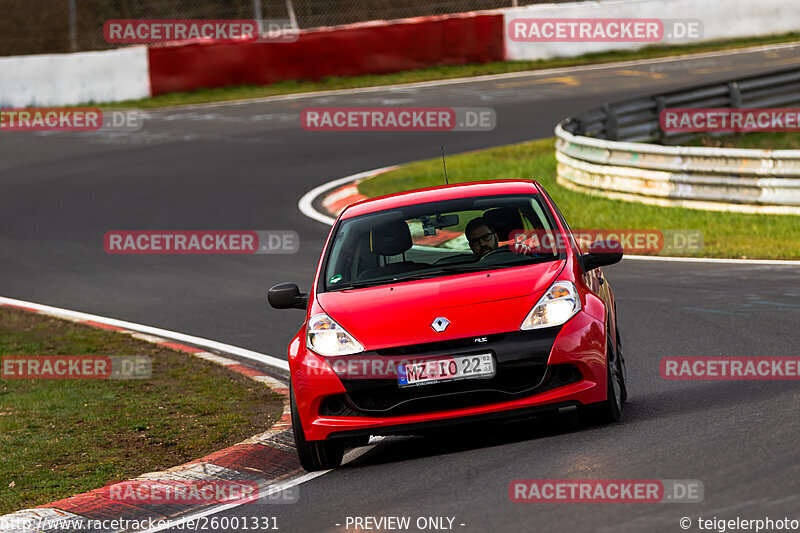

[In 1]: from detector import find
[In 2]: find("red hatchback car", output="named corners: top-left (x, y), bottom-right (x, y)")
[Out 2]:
top-left (269, 180), bottom-right (627, 471)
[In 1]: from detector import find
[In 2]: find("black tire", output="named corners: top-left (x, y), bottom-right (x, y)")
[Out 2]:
top-left (616, 326), bottom-right (628, 404)
top-left (290, 386), bottom-right (344, 471)
top-left (584, 331), bottom-right (624, 424)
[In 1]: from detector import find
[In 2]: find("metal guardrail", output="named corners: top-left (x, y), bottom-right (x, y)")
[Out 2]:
top-left (555, 67), bottom-right (800, 214)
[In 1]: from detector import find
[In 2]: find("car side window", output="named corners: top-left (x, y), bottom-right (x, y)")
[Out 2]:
top-left (541, 189), bottom-right (583, 255)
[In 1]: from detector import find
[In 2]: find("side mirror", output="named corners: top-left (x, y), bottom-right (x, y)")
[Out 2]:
top-left (579, 240), bottom-right (623, 272)
top-left (268, 283), bottom-right (308, 310)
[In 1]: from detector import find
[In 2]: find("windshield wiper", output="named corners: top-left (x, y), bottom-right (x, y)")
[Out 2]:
top-left (330, 263), bottom-right (527, 291)
top-left (329, 279), bottom-right (395, 291)
top-left (388, 264), bottom-right (508, 282)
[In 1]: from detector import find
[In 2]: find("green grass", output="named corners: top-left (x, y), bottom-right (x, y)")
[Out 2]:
top-left (0, 308), bottom-right (284, 515)
top-left (358, 138), bottom-right (800, 259)
top-left (109, 32), bottom-right (800, 109)
top-left (690, 131), bottom-right (800, 150)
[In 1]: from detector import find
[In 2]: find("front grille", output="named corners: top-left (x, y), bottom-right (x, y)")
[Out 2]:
top-left (319, 328), bottom-right (578, 417)
top-left (374, 333), bottom-right (507, 356)
top-left (320, 363), bottom-right (582, 416)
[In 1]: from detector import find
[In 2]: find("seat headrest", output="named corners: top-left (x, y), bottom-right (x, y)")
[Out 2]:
top-left (369, 219), bottom-right (413, 256)
top-left (483, 207), bottom-right (524, 241)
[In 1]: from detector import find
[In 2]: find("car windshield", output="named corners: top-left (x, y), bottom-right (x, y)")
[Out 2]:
top-left (321, 193), bottom-right (563, 291)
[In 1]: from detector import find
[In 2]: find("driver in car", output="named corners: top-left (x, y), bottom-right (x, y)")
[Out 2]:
top-left (465, 217), bottom-right (500, 259)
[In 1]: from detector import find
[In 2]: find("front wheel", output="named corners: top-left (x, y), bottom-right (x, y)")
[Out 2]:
top-left (290, 385), bottom-right (344, 471)
top-left (616, 326), bottom-right (628, 404)
top-left (584, 331), bottom-right (625, 424)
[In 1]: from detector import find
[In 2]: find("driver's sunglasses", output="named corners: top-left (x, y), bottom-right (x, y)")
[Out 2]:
top-left (468, 232), bottom-right (496, 246)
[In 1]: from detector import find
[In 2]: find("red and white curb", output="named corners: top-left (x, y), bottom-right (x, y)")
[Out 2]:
top-left (297, 166), bottom-right (398, 225)
top-left (0, 298), bottom-right (298, 533)
top-left (322, 184), bottom-right (367, 217)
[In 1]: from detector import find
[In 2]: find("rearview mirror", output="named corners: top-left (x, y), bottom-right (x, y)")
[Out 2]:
top-left (579, 240), bottom-right (623, 272)
top-left (268, 283), bottom-right (308, 310)
top-left (419, 213), bottom-right (459, 236)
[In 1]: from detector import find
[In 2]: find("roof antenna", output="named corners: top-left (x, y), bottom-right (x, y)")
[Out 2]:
top-left (441, 145), bottom-right (449, 185)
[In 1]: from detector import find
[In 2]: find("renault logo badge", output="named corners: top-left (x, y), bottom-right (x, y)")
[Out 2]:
top-left (431, 317), bottom-right (450, 332)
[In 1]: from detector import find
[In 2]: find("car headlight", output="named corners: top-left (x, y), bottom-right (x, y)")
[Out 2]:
top-left (306, 313), bottom-right (364, 356)
top-left (520, 281), bottom-right (581, 330)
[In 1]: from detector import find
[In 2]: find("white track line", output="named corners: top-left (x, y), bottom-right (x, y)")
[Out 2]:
top-left (623, 255), bottom-right (800, 265)
top-left (140, 443), bottom-right (378, 532)
top-left (298, 169), bottom-right (800, 266)
top-left (0, 296), bottom-right (289, 372)
top-left (156, 41), bottom-right (800, 110)
top-left (142, 471), bottom-right (329, 533)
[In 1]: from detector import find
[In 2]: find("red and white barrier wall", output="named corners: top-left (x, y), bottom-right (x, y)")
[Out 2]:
top-left (1, 0), bottom-right (799, 107)
top-left (0, 12), bottom-right (502, 107)
top-left (148, 12), bottom-right (503, 96)
top-left (504, 0), bottom-right (800, 61)
top-left (0, 47), bottom-right (150, 107)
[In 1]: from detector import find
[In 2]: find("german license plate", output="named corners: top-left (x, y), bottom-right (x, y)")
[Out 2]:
top-left (397, 353), bottom-right (495, 388)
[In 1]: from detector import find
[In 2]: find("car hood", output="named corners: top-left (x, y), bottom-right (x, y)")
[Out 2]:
top-left (316, 260), bottom-right (565, 350)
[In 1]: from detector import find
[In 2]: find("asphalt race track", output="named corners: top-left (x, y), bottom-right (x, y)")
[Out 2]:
top-left (1, 45), bottom-right (799, 532)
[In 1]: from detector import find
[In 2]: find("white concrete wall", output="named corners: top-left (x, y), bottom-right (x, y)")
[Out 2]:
top-left (504, 0), bottom-right (800, 60)
top-left (0, 46), bottom-right (151, 107)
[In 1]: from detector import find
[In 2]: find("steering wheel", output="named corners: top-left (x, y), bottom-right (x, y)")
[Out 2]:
top-left (477, 246), bottom-right (513, 262)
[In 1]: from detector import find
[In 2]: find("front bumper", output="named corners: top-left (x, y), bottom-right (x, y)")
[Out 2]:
top-left (290, 310), bottom-right (607, 441)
